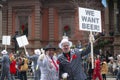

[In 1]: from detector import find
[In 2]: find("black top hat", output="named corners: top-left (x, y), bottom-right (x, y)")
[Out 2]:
top-left (44, 43), bottom-right (56, 51)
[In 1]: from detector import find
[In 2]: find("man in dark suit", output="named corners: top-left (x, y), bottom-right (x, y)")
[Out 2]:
top-left (57, 35), bottom-right (94, 80)
top-left (12, 31), bottom-right (20, 53)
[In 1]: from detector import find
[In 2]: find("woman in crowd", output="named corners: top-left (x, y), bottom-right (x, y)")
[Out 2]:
top-left (10, 53), bottom-right (17, 80)
top-left (101, 58), bottom-right (108, 80)
top-left (93, 55), bottom-right (102, 80)
top-left (18, 51), bottom-right (29, 80)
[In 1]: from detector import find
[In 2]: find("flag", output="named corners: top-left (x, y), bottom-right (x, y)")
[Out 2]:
top-left (102, 0), bottom-right (107, 7)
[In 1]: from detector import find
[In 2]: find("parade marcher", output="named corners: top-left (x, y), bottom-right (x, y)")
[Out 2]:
top-left (87, 56), bottom-right (93, 80)
top-left (9, 53), bottom-right (17, 80)
top-left (93, 55), bottom-right (102, 80)
top-left (57, 34), bottom-right (94, 80)
top-left (25, 49), bottom-right (41, 80)
top-left (108, 57), bottom-right (114, 74)
top-left (19, 51), bottom-right (28, 80)
top-left (12, 31), bottom-right (20, 53)
top-left (0, 50), bottom-right (11, 80)
top-left (116, 55), bottom-right (120, 80)
top-left (38, 43), bottom-right (59, 80)
top-left (101, 58), bottom-right (108, 80)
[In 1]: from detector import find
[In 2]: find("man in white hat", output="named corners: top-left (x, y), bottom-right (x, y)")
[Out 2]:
top-left (57, 35), bottom-right (94, 80)
top-left (25, 49), bottom-right (41, 80)
top-left (0, 50), bottom-right (11, 80)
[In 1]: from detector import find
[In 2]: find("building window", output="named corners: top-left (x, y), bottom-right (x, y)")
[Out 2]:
top-left (18, 16), bottom-right (28, 37)
top-left (63, 25), bottom-right (71, 37)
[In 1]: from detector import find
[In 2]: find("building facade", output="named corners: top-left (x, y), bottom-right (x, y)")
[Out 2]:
top-left (0, 0), bottom-right (108, 53)
top-left (108, 0), bottom-right (120, 55)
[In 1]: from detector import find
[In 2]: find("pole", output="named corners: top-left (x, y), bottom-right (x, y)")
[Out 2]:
top-left (90, 31), bottom-right (94, 69)
top-left (23, 45), bottom-right (27, 53)
top-left (5, 45), bottom-right (7, 50)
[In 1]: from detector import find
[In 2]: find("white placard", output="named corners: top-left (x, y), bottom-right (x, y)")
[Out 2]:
top-left (2, 36), bottom-right (11, 45)
top-left (16, 35), bottom-right (29, 47)
top-left (78, 7), bottom-right (102, 32)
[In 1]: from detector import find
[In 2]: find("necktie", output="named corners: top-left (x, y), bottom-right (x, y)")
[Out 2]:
top-left (51, 58), bottom-right (58, 71)
top-left (66, 54), bottom-right (70, 62)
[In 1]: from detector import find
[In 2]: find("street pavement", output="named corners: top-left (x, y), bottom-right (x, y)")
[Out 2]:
top-left (92, 77), bottom-right (116, 80)
top-left (16, 77), bottom-right (116, 80)
top-left (15, 75), bottom-right (117, 80)
top-left (107, 78), bottom-right (116, 80)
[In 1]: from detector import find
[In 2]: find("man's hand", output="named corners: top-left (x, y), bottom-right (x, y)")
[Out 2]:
top-left (36, 65), bottom-right (39, 70)
top-left (39, 53), bottom-right (45, 61)
top-left (25, 51), bottom-right (29, 57)
top-left (89, 33), bottom-right (95, 43)
top-left (62, 73), bottom-right (69, 79)
top-left (41, 48), bottom-right (45, 54)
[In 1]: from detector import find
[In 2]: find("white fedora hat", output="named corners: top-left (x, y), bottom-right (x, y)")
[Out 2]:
top-left (59, 38), bottom-right (72, 49)
top-left (1, 50), bottom-right (8, 54)
top-left (34, 49), bottom-right (41, 55)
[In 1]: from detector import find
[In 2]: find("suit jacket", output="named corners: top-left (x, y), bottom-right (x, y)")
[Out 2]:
top-left (0, 54), bottom-right (11, 80)
top-left (58, 44), bottom-right (91, 80)
top-left (38, 55), bottom-right (59, 80)
top-left (0, 54), bottom-right (10, 70)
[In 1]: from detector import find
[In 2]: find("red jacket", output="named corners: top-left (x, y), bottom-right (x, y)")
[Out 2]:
top-left (94, 59), bottom-right (101, 72)
top-left (10, 60), bottom-right (16, 74)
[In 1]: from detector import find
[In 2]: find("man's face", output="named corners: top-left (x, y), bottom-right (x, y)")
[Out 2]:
top-left (61, 42), bottom-right (70, 53)
top-left (46, 49), bottom-right (55, 57)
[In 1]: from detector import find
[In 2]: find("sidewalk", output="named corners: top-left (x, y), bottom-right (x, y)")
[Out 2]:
top-left (16, 78), bottom-right (116, 80)
top-left (107, 78), bottom-right (116, 80)
top-left (15, 77), bottom-right (116, 80)
top-left (106, 73), bottom-right (116, 80)
top-left (15, 75), bottom-right (117, 80)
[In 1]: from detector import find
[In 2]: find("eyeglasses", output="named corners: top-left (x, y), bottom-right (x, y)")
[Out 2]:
top-left (62, 45), bottom-right (69, 48)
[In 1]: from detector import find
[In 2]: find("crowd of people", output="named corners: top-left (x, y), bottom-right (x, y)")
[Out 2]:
top-left (0, 34), bottom-right (120, 80)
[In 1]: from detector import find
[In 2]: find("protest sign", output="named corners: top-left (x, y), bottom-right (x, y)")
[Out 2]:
top-left (78, 7), bottom-right (101, 32)
top-left (16, 35), bottom-right (29, 47)
top-left (2, 36), bottom-right (11, 45)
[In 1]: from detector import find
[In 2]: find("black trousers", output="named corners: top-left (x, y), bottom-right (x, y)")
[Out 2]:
top-left (102, 74), bottom-right (106, 80)
top-left (19, 71), bottom-right (27, 80)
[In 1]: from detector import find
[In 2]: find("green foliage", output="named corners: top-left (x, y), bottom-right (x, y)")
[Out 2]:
top-left (71, 45), bottom-right (76, 49)
top-left (94, 39), bottom-right (112, 49)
